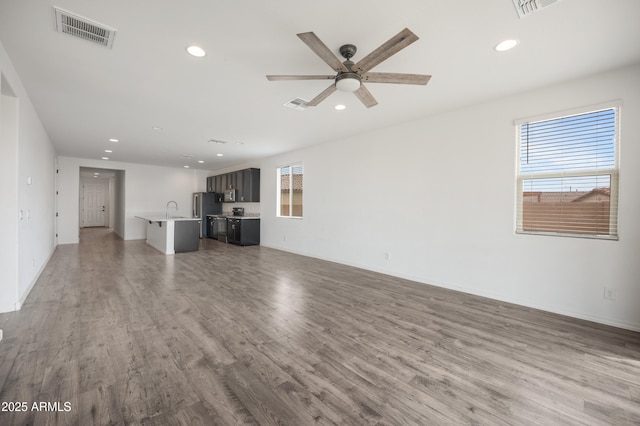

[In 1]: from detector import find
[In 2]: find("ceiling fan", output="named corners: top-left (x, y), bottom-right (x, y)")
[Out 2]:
top-left (266, 28), bottom-right (431, 108)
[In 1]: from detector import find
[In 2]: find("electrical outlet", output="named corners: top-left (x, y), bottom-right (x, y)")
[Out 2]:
top-left (384, 252), bottom-right (391, 261)
top-left (603, 287), bottom-right (616, 301)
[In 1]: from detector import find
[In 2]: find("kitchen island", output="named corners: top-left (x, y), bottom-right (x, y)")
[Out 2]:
top-left (135, 216), bottom-right (201, 254)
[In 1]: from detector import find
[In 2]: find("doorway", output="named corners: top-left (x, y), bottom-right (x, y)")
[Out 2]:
top-left (79, 167), bottom-right (122, 231)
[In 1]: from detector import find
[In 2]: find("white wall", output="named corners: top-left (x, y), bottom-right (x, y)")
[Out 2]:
top-left (260, 63), bottom-right (640, 331)
top-left (57, 157), bottom-right (208, 243)
top-left (17, 99), bottom-right (56, 301)
top-left (0, 41), bottom-right (57, 313)
top-left (0, 84), bottom-right (19, 313)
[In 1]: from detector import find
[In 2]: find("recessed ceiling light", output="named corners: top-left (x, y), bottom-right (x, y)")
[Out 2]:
top-left (184, 165), bottom-right (190, 168)
top-left (104, 149), bottom-right (112, 153)
top-left (494, 39), bottom-right (519, 52)
top-left (197, 160), bottom-right (204, 164)
top-left (152, 126), bottom-right (162, 131)
top-left (216, 153), bottom-right (223, 157)
top-left (101, 157), bottom-right (109, 160)
top-left (109, 138), bottom-right (119, 142)
top-left (94, 172), bottom-right (100, 175)
top-left (334, 104), bottom-right (346, 110)
top-left (186, 45), bottom-right (206, 57)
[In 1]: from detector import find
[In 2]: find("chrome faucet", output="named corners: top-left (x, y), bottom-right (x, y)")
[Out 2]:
top-left (166, 201), bottom-right (178, 219)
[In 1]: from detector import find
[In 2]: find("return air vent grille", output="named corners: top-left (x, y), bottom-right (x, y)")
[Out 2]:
top-left (512, 0), bottom-right (559, 18)
top-left (54, 7), bottom-right (116, 48)
top-left (284, 97), bottom-right (309, 111)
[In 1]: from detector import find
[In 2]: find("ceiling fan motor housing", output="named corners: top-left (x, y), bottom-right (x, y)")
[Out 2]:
top-left (339, 44), bottom-right (357, 59)
top-left (336, 47), bottom-right (361, 92)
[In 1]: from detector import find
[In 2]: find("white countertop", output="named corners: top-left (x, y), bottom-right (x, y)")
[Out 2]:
top-left (135, 215), bottom-right (201, 222)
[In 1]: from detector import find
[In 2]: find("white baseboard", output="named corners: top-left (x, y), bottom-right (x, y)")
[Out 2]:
top-left (0, 250), bottom-right (56, 314)
top-left (16, 250), bottom-right (53, 310)
top-left (260, 243), bottom-right (640, 333)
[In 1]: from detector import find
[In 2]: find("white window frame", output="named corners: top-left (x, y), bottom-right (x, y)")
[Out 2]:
top-left (514, 102), bottom-right (620, 240)
top-left (277, 163), bottom-right (303, 218)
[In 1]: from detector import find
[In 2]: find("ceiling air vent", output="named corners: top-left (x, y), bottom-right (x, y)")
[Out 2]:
top-left (284, 98), bottom-right (309, 111)
top-left (512, 0), bottom-right (559, 18)
top-left (54, 7), bottom-right (116, 48)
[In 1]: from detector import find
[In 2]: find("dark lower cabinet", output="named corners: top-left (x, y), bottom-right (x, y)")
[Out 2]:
top-left (227, 218), bottom-right (260, 246)
top-left (206, 216), bottom-right (216, 239)
top-left (174, 220), bottom-right (200, 253)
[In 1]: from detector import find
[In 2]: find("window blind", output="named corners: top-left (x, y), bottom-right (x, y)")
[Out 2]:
top-left (516, 107), bottom-right (618, 238)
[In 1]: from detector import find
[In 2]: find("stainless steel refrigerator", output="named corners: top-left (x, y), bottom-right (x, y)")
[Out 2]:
top-left (192, 192), bottom-right (222, 238)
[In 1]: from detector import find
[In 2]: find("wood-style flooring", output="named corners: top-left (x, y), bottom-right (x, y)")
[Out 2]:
top-left (0, 228), bottom-right (639, 425)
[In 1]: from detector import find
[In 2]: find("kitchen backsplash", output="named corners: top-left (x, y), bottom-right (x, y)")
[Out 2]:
top-left (222, 202), bottom-right (260, 215)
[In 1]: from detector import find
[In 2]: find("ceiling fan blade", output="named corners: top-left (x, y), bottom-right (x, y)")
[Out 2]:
top-left (307, 84), bottom-right (337, 106)
top-left (353, 84), bottom-right (378, 108)
top-left (363, 72), bottom-right (431, 85)
top-left (267, 75), bottom-right (335, 81)
top-left (297, 32), bottom-right (348, 73)
top-left (353, 28), bottom-right (419, 74)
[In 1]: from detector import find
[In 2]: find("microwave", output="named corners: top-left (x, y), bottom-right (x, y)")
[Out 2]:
top-left (224, 189), bottom-right (236, 203)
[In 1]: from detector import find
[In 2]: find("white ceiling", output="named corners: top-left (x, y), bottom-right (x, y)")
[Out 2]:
top-left (1, 0), bottom-right (639, 172)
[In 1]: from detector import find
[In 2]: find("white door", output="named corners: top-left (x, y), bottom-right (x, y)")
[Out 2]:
top-left (82, 182), bottom-right (106, 227)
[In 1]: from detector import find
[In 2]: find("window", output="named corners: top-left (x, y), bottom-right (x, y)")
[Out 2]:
top-left (516, 106), bottom-right (619, 239)
top-left (278, 164), bottom-right (303, 218)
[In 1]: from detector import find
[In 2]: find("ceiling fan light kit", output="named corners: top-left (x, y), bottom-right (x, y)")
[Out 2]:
top-left (335, 73), bottom-right (361, 92)
top-left (266, 28), bottom-right (431, 108)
